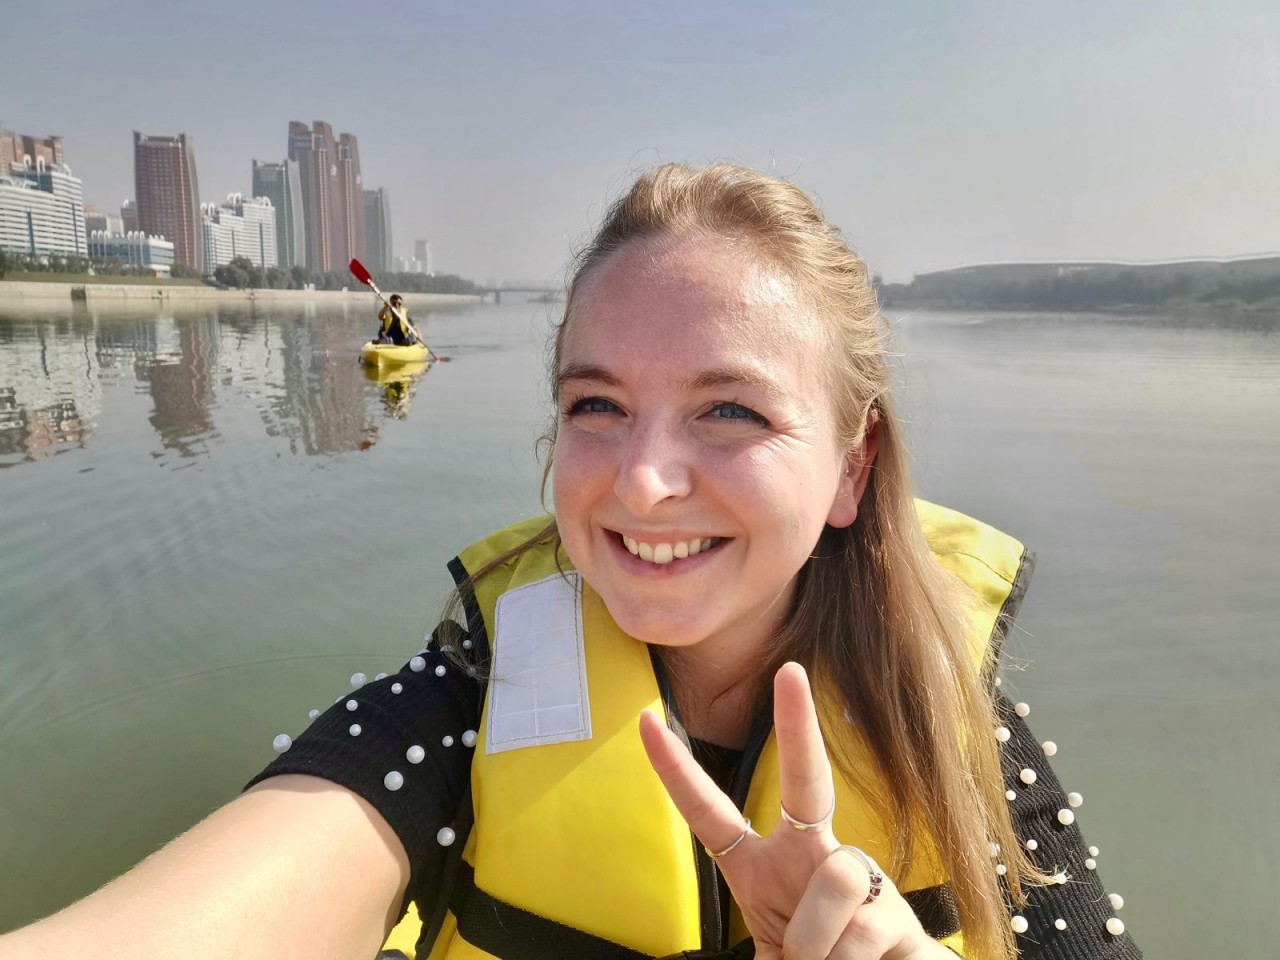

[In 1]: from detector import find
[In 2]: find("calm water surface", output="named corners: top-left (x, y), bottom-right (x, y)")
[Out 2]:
top-left (1, 299), bottom-right (1276, 957)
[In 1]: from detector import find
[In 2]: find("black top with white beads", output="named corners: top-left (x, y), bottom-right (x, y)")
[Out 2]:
top-left (249, 629), bottom-right (1140, 959)
top-left (247, 636), bottom-right (479, 914)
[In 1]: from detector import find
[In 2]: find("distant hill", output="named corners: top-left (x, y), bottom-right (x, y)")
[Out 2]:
top-left (879, 256), bottom-right (1280, 312)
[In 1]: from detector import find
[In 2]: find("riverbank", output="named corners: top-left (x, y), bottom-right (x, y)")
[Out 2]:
top-left (881, 297), bottom-right (1280, 323)
top-left (0, 278), bottom-right (489, 307)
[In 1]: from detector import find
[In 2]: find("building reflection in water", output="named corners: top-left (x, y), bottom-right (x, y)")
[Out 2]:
top-left (269, 305), bottom-right (379, 456)
top-left (136, 313), bottom-right (220, 459)
top-left (0, 314), bottom-right (101, 469)
top-left (0, 301), bottom-right (398, 470)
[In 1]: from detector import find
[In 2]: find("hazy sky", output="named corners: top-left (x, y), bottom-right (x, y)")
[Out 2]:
top-left (5, 0), bottom-right (1276, 283)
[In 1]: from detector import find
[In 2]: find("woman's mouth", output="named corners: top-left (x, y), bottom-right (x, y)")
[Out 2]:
top-left (616, 532), bottom-right (726, 565)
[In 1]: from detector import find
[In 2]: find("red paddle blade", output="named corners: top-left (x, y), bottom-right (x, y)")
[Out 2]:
top-left (349, 258), bottom-right (373, 285)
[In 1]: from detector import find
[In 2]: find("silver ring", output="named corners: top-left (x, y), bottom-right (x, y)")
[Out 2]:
top-left (780, 793), bottom-right (836, 832)
top-left (837, 845), bottom-right (885, 903)
top-left (705, 819), bottom-right (752, 859)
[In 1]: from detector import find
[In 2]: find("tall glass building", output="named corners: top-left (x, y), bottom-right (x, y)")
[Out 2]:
top-left (287, 121), bottom-right (365, 273)
top-left (362, 187), bottom-right (392, 273)
top-left (251, 159), bottom-right (305, 269)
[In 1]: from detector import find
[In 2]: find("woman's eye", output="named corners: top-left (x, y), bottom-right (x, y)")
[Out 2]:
top-left (566, 396), bottom-right (620, 416)
top-left (709, 402), bottom-right (768, 425)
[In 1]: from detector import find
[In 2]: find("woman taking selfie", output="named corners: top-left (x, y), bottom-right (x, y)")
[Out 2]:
top-left (0, 164), bottom-right (1138, 960)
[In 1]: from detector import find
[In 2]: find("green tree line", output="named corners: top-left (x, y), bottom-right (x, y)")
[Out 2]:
top-left (0, 250), bottom-right (168, 279)
top-left (212, 258), bottom-right (481, 295)
top-left (880, 259), bottom-right (1280, 311)
top-left (2, 249), bottom-right (481, 294)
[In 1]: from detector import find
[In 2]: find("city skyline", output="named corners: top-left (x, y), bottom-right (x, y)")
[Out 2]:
top-left (3, 1), bottom-right (1277, 283)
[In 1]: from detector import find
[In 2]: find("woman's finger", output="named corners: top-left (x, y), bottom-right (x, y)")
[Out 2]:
top-left (638, 709), bottom-right (752, 857)
top-left (781, 846), bottom-right (872, 959)
top-left (774, 663), bottom-right (836, 828)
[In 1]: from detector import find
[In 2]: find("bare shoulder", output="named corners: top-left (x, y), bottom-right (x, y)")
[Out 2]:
top-left (0, 776), bottom-right (409, 960)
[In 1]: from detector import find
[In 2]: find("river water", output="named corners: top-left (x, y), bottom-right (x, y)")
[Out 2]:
top-left (1, 298), bottom-right (1276, 957)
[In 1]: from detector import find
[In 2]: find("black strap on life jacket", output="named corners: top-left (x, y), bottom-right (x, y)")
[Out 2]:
top-left (447, 858), bottom-right (958, 958)
top-left (904, 883), bottom-right (962, 939)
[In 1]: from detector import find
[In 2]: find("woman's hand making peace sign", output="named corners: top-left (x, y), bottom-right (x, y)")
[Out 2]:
top-left (639, 663), bottom-right (953, 960)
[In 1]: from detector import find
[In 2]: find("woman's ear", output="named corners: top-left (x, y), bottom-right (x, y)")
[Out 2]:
top-left (826, 413), bottom-right (881, 529)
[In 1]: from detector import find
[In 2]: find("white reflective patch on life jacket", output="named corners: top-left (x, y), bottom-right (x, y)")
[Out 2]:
top-left (487, 571), bottom-right (592, 754)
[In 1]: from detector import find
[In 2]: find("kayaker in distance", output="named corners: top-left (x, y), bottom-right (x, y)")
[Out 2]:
top-left (375, 295), bottom-right (420, 345)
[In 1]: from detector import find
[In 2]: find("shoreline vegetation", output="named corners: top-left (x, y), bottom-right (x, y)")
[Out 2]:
top-left (0, 252), bottom-right (486, 300)
top-left (878, 256), bottom-right (1280, 318)
top-left (0, 253), bottom-right (491, 307)
top-left (0, 279), bottom-right (487, 307)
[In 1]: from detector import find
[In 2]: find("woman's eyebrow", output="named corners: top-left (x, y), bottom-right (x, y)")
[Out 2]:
top-left (557, 362), bottom-right (621, 389)
top-left (557, 363), bottom-right (784, 398)
top-left (683, 367), bottom-right (783, 398)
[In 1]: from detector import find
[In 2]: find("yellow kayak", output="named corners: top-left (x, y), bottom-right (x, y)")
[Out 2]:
top-left (361, 340), bottom-right (431, 366)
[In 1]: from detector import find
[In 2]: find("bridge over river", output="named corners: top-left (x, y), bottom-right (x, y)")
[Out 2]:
top-left (483, 283), bottom-right (563, 304)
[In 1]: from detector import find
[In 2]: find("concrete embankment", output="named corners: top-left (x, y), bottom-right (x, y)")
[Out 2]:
top-left (0, 280), bottom-right (489, 308)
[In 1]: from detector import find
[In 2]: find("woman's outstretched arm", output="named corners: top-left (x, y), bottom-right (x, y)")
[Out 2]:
top-left (0, 775), bottom-right (409, 960)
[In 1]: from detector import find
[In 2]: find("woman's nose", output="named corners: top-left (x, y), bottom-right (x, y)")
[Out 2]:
top-left (613, 421), bottom-right (692, 512)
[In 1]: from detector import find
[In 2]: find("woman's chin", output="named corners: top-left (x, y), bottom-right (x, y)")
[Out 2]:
top-left (609, 607), bottom-right (710, 650)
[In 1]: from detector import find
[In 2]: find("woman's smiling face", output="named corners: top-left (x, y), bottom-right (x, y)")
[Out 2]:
top-left (552, 234), bottom-right (864, 661)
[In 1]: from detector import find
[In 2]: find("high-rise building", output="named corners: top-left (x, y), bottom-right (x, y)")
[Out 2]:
top-left (0, 129), bottom-right (63, 177)
top-left (133, 131), bottom-right (202, 271)
top-left (288, 121), bottom-right (334, 273)
top-left (0, 158), bottom-right (87, 257)
top-left (414, 239), bottom-right (433, 275)
top-left (362, 188), bottom-right (392, 273)
top-left (287, 121), bottom-right (365, 273)
top-left (334, 133), bottom-right (365, 266)
top-left (251, 158), bottom-right (305, 269)
top-left (201, 194), bottom-right (277, 271)
top-left (120, 199), bottom-right (138, 232)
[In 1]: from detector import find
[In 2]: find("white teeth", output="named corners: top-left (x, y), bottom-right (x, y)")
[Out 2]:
top-left (622, 535), bottom-right (720, 564)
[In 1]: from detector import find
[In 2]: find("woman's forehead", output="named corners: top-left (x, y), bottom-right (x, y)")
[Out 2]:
top-left (568, 236), bottom-right (823, 348)
top-left (559, 242), bottom-right (833, 404)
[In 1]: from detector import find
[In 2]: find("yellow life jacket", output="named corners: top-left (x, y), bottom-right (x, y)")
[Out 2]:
top-left (381, 305), bottom-right (413, 341)
top-left (381, 500), bottom-right (1031, 959)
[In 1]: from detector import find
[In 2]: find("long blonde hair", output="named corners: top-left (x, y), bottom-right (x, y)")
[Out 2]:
top-left (454, 163), bottom-right (1038, 960)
